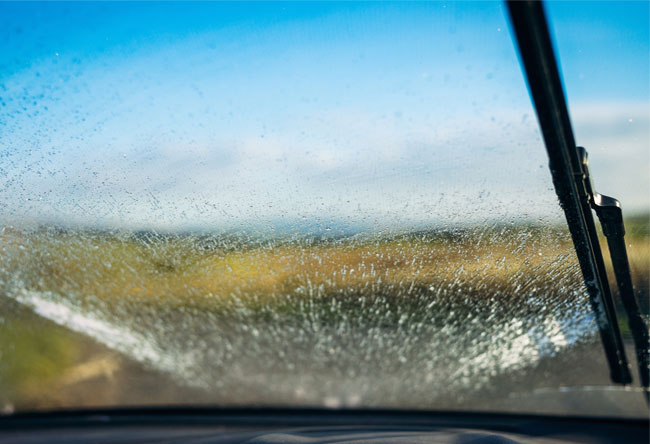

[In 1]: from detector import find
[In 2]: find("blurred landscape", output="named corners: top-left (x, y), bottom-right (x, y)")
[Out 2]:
top-left (0, 217), bottom-right (647, 415)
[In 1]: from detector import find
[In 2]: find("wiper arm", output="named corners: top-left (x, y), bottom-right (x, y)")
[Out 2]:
top-left (579, 147), bottom-right (649, 400)
top-left (506, 1), bottom-right (632, 385)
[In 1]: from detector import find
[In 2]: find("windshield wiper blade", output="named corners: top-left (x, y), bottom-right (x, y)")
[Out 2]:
top-left (579, 147), bottom-right (650, 399)
top-left (506, 0), bottom-right (632, 385)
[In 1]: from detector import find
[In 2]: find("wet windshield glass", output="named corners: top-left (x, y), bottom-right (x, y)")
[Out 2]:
top-left (0, 2), bottom-right (647, 417)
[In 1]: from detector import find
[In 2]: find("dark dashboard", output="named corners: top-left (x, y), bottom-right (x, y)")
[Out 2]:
top-left (0, 408), bottom-right (647, 444)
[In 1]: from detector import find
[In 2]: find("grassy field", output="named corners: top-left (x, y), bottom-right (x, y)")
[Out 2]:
top-left (0, 219), bottom-right (647, 411)
top-left (1, 225), bottom-right (582, 309)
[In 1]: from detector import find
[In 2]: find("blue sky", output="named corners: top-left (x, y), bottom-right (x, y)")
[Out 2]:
top-left (547, 0), bottom-right (649, 102)
top-left (1, 2), bottom-right (647, 231)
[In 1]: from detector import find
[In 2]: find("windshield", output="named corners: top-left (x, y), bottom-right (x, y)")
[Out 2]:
top-left (0, 1), bottom-right (647, 417)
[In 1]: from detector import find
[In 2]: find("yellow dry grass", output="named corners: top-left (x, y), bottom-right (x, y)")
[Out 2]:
top-left (1, 226), bottom-right (586, 311)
